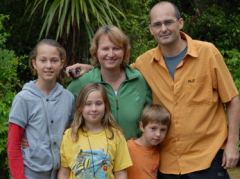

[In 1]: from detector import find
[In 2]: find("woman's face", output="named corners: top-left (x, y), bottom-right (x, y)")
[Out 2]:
top-left (96, 34), bottom-right (124, 71)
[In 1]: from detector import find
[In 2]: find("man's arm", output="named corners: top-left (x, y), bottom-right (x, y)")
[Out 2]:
top-left (222, 95), bottom-right (240, 168)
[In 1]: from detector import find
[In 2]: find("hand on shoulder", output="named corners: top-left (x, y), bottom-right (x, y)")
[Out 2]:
top-left (65, 63), bottom-right (93, 78)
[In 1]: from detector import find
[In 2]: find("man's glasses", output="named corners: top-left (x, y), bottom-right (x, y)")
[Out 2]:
top-left (150, 19), bottom-right (178, 29)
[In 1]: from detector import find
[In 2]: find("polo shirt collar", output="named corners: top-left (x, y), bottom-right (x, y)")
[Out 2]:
top-left (96, 65), bottom-right (138, 83)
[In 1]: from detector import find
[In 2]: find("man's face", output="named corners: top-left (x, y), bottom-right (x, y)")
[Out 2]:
top-left (149, 3), bottom-right (183, 46)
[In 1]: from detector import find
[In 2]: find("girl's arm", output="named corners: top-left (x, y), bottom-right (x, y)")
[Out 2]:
top-left (7, 123), bottom-right (26, 179)
top-left (57, 166), bottom-right (70, 179)
top-left (114, 169), bottom-right (127, 179)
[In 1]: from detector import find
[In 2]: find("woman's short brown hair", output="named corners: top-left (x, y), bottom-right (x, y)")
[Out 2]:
top-left (90, 25), bottom-right (130, 67)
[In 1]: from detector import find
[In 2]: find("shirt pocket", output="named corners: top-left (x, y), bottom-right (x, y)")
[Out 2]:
top-left (183, 74), bottom-right (212, 104)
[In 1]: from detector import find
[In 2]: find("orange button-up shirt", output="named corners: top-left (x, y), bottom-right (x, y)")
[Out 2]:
top-left (132, 32), bottom-right (239, 174)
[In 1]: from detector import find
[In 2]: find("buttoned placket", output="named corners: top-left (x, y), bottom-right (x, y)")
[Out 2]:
top-left (42, 97), bottom-right (59, 172)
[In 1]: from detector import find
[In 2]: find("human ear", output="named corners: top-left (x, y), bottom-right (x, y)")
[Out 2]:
top-left (139, 121), bottom-right (144, 132)
top-left (149, 24), bottom-right (154, 36)
top-left (178, 18), bottom-right (184, 30)
top-left (32, 59), bottom-right (37, 69)
top-left (31, 59), bottom-right (37, 76)
top-left (60, 59), bottom-right (64, 69)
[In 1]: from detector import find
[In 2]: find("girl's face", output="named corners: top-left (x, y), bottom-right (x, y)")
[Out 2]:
top-left (96, 34), bottom-right (124, 71)
top-left (32, 44), bottom-right (63, 83)
top-left (83, 90), bottom-right (105, 130)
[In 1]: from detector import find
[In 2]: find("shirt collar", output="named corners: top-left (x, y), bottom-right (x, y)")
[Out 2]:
top-left (152, 32), bottom-right (198, 63)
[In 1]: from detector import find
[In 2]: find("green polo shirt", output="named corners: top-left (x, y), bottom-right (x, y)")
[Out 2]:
top-left (67, 65), bottom-right (151, 139)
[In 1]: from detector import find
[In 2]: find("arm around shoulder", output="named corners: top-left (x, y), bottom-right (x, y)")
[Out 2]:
top-left (65, 63), bottom-right (93, 78)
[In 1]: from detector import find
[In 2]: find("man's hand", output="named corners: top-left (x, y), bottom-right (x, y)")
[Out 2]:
top-left (65, 63), bottom-right (93, 79)
top-left (222, 141), bottom-right (239, 169)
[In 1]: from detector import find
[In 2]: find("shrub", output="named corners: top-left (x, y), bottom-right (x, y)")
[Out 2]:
top-left (223, 49), bottom-right (240, 91)
top-left (0, 14), bottom-right (22, 178)
top-left (184, 5), bottom-right (240, 51)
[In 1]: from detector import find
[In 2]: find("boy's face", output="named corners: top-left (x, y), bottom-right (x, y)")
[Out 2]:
top-left (140, 122), bottom-right (168, 147)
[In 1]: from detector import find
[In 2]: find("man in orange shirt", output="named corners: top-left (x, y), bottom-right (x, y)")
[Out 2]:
top-left (132, 1), bottom-right (240, 179)
top-left (66, 1), bottom-right (240, 178)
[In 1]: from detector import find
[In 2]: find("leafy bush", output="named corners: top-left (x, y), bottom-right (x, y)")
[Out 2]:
top-left (223, 49), bottom-right (240, 91)
top-left (120, 0), bottom-right (156, 62)
top-left (0, 14), bottom-right (22, 178)
top-left (184, 5), bottom-right (240, 51)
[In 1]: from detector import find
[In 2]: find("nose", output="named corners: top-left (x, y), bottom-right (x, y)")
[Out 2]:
top-left (160, 24), bottom-right (168, 31)
top-left (107, 49), bottom-right (114, 57)
top-left (46, 60), bottom-right (52, 68)
top-left (90, 104), bottom-right (97, 111)
top-left (155, 130), bottom-right (161, 137)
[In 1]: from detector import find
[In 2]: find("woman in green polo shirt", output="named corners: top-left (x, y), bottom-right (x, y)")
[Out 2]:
top-left (67, 25), bottom-right (151, 139)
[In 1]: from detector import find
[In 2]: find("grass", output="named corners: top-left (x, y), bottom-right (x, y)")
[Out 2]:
top-left (228, 167), bottom-right (240, 179)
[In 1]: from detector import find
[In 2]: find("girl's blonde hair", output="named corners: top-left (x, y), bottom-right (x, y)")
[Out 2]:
top-left (29, 39), bottom-right (67, 83)
top-left (71, 83), bottom-right (121, 142)
top-left (141, 104), bottom-right (171, 129)
top-left (90, 25), bottom-right (130, 67)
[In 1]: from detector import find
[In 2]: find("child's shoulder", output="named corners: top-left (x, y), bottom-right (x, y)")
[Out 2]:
top-left (112, 128), bottom-right (125, 137)
top-left (57, 83), bottom-right (74, 97)
top-left (127, 138), bottom-right (137, 146)
top-left (106, 128), bottom-right (126, 141)
top-left (62, 88), bottom-right (74, 99)
top-left (63, 128), bottom-right (72, 137)
top-left (13, 81), bottom-right (36, 101)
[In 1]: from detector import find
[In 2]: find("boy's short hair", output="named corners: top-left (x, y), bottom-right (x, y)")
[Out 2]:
top-left (140, 104), bottom-right (171, 129)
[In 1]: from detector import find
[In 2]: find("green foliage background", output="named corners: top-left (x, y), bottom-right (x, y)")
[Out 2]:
top-left (0, 0), bottom-right (239, 177)
top-left (0, 14), bottom-right (21, 178)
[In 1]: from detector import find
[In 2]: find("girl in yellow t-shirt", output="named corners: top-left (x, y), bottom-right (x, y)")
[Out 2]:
top-left (58, 83), bottom-right (132, 179)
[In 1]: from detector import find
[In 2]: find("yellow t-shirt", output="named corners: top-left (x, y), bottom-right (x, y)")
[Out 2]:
top-left (60, 128), bottom-right (132, 179)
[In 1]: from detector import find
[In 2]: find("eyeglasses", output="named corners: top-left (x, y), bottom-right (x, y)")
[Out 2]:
top-left (150, 19), bottom-right (178, 29)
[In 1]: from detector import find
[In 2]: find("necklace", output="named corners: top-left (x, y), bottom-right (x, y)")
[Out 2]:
top-left (86, 129), bottom-right (109, 177)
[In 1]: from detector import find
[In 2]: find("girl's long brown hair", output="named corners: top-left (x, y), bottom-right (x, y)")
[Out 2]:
top-left (71, 83), bottom-right (121, 142)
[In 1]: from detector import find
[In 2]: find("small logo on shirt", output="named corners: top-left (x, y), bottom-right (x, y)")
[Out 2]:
top-left (187, 79), bottom-right (195, 83)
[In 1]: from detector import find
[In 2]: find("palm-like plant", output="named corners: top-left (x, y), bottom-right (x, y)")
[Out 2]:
top-left (26, 0), bottom-right (125, 64)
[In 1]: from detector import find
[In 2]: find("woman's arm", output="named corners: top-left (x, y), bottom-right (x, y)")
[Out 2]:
top-left (57, 166), bottom-right (70, 179)
top-left (7, 123), bottom-right (26, 179)
top-left (114, 169), bottom-right (127, 179)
